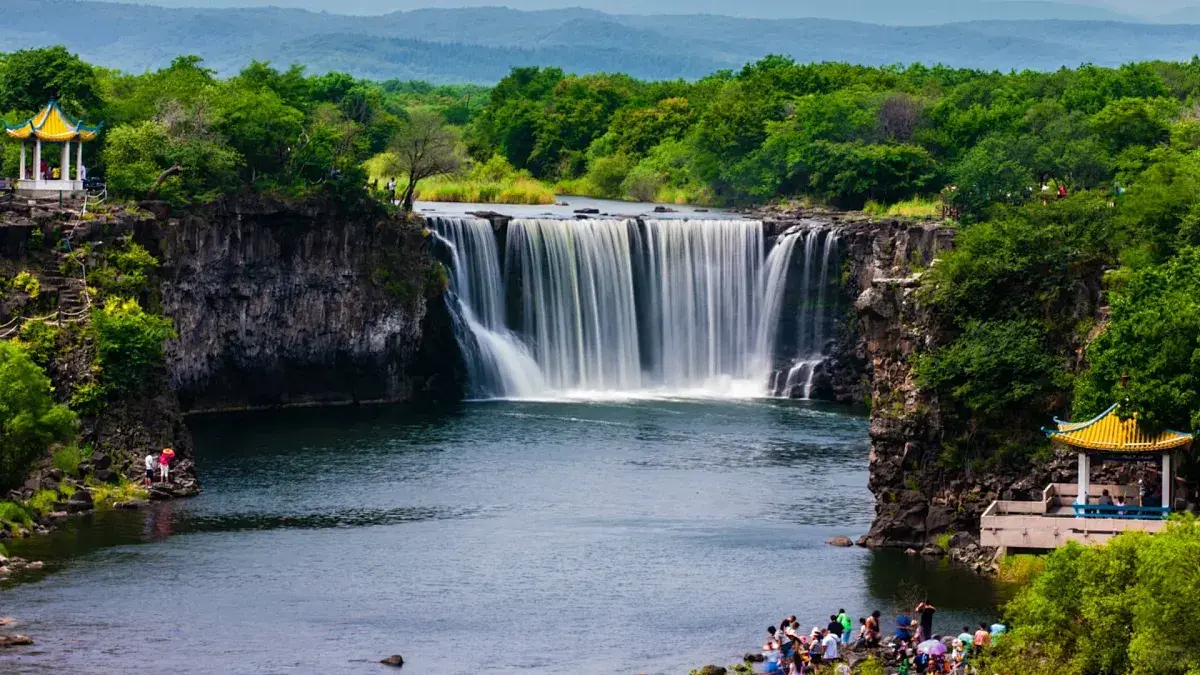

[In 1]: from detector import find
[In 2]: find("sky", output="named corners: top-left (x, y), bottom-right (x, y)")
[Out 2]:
top-left (102, 0), bottom-right (1197, 19)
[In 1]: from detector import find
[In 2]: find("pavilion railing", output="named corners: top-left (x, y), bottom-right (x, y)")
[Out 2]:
top-left (1072, 503), bottom-right (1170, 520)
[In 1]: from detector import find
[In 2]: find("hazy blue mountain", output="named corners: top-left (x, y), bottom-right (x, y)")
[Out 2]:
top-left (2, 2), bottom-right (1199, 84)
top-left (103, 0), bottom-right (1152, 23)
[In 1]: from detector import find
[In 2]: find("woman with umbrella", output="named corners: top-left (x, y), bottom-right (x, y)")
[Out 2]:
top-left (159, 447), bottom-right (176, 483)
top-left (916, 639), bottom-right (947, 674)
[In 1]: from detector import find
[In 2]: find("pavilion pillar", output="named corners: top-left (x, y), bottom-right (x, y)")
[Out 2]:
top-left (61, 142), bottom-right (70, 183)
top-left (18, 143), bottom-right (26, 181)
top-left (1162, 453), bottom-right (1172, 511)
top-left (1076, 452), bottom-right (1090, 504)
top-left (76, 141), bottom-right (84, 185)
top-left (33, 139), bottom-right (41, 182)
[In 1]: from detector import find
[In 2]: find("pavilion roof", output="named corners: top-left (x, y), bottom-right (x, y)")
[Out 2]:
top-left (1046, 403), bottom-right (1193, 453)
top-left (4, 99), bottom-right (102, 142)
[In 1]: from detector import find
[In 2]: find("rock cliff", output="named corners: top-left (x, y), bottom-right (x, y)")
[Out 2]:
top-left (148, 196), bottom-right (466, 412)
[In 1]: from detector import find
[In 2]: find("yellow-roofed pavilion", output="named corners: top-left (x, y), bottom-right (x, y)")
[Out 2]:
top-left (1047, 403), bottom-right (1192, 516)
top-left (3, 99), bottom-right (102, 196)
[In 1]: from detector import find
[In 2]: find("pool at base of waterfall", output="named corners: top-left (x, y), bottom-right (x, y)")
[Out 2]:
top-left (0, 399), bottom-right (1008, 674)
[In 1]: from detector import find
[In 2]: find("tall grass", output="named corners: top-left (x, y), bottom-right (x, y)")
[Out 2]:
top-left (414, 176), bottom-right (555, 205)
top-left (52, 443), bottom-right (85, 475)
top-left (87, 478), bottom-right (149, 509)
top-left (863, 197), bottom-right (942, 219)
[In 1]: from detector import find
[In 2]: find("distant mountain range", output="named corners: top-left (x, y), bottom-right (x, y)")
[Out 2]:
top-left (2, 1), bottom-right (1199, 83)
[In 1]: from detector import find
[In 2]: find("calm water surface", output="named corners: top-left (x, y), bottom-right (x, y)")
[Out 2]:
top-left (0, 399), bottom-right (1008, 674)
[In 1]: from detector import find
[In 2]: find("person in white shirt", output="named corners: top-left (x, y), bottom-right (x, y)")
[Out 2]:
top-left (144, 453), bottom-right (156, 486)
top-left (821, 629), bottom-right (839, 661)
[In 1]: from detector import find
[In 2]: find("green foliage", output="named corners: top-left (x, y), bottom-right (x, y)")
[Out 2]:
top-left (0, 501), bottom-right (33, 533)
top-left (51, 443), bottom-right (84, 476)
top-left (984, 518), bottom-right (1200, 675)
top-left (16, 320), bottom-right (59, 369)
top-left (102, 117), bottom-right (241, 205)
top-left (91, 298), bottom-right (177, 397)
top-left (1075, 246), bottom-right (1200, 430)
top-left (933, 531), bottom-right (953, 553)
top-left (27, 489), bottom-right (58, 516)
top-left (915, 319), bottom-right (1069, 419)
top-left (997, 553), bottom-right (1048, 585)
top-left (9, 271), bottom-right (40, 299)
top-left (88, 478), bottom-right (149, 509)
top-left (86, 241), bottom-right (160, 299)
top-left (69, 381), bottom-right (108, 417)
top-left (0, 46), bottom-right (100, 114)
top-left (0, 342), bottom-right (79, 491)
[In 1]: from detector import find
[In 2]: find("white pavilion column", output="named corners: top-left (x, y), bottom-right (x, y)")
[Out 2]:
top-left (18, 143), bottom-right (26, 181)
top-left (33, 139), bottom-right (41, 182)
top-left (76, 141), bottom-right (83, 185)
top-left (61, 142), bottom-right (70, 183)
top-left (1162, 453), bottom-right (1171, 511)
top-left (1076, 451), bottom-right (1090, 505)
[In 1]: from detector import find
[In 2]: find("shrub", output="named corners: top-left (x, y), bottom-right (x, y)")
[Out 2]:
top-left (997, 553), bottom-right (1048, 585)
top-left (87, 241), bottom-right (160, 298)
top-left (27, 489), bottom-right (58, 515)
top-left (0, 501), bottom-right (33, 532)
top-left (9, 270), bottom-right (40, 299)
top-left (0, 342), bottom-right (79, 491)
top-left (933, 531), bottom-right (954, 553)
top-left (92, 298), bottom-right (176, 396)
top-left (88, 478), bottom-right (149, 509)
top-left (51, 443), bottom-right (85, 475)
top-left (69, 381), bottom-right (109, 416)
top-left (584, 153), bottom-right (636, 199)
top-left (16, 319), bottom-right (59, 368)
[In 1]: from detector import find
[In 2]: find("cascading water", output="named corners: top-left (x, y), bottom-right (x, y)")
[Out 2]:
top-left (776, 228), bottom-right (841, 399)
top-left (430, 215), bottom-right (842, 401)
top-left (428, 217), bottom-right (545, 399)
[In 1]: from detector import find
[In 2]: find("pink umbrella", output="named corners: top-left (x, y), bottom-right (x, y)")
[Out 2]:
top-left (917, 639), bottom-right (947, 655)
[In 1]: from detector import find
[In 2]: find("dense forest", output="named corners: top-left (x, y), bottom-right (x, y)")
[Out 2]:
top-left (5, 2), bottom-right (1200, 81)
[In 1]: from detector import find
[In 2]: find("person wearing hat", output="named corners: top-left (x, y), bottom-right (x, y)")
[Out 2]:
top-left (159, 447), bottom-right (176, 482)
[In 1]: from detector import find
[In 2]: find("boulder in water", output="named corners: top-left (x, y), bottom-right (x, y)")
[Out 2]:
top-left (380, 654), bottom-right (404, 667)
top-left (826, 536), bottom-right (854, 547)
top-left (697, 666), bottom-right (726, 675)
top-left (0, 634), bottom-right (33, 647)
top-left (573, 208), bottom-right (600, 214)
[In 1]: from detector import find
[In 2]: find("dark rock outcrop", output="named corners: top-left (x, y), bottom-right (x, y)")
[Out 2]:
top-left (150, 195), bottom-right (466, 411)
top-left (380, 654), bottom-right (405, 667)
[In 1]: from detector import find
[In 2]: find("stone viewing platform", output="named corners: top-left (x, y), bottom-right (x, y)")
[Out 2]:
top-left (981, 403), bottom-right (1188, 551)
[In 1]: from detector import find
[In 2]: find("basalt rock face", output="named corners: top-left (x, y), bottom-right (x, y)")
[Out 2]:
top-left (150, 196), bottom-right (466, 412)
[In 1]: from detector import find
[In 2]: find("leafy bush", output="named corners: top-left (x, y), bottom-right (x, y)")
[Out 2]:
top-left (87, 241), bottom-right (160, 299)
top-left (16, 319), bottom-right (59, 368)
top-left (27, 489), bottom-right (59, 515)
top-left (0, 342), bottom-right (79, 491)
top-left (9, 270), bottom-right (40, 299)
top-left (51, 443), bottom-right (85, 475)
top-left (983, 517), bottom-right (1200, 675)
top-left (997, 553), bottom-right (1048, 585)
top-left (92, 298), bottom-right (176, 396)
top-left (88, 478), bottom-right (149, 509)
top-left (0, 501), bottom-right (33, 532)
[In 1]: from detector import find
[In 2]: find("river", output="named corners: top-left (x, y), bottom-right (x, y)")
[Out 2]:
top-left (0, 399), bottom-right (1008, 674)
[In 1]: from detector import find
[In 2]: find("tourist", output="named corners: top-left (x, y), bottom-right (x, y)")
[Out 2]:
top-left (159, 447), bottom-right (175, 482)
top-left (1099, 489), bottom-right (1113, 506)
top-left (1116, 494), bottom-right (1128, 515)
top-left (827, 614), bottom-right (843, 641)
top-left (895, 614), bottom-right (913, 643)
top-left (915, 601), bottom-right (936, 642)
top-left (867, 610), bottom-right (882, 646)
top-left (821, 628), bottom-right (839, 662)
top-left (144, 452), bottom-right (156, 486)
top-left (950, 639), bottom-right (967, 673)
top-left (837, 608), bottom-right (852, 645)
top-left (957, 626), bottom-right (974, 651)
top-left (973, 622), bottom-right (991, 652)
top-left (990, 621), bottom-right (1007, 636)
top-left (854, 617), bottom-right (869, 648)
top-left (1058, 183), bottom-right (1068, 199)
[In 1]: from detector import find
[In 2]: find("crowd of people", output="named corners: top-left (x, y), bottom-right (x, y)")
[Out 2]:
top-left (759, 602), bottom-right (1006, 674)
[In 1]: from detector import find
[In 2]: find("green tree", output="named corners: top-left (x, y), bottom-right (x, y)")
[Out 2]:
top-left (0, 341), bottom-right (78, 490)
top-left (0, 46), bottom-right (100, 115)
top-left (92, 299), bottom-right (177, 397)
top-left (383, 109), bottom-right (462, 211)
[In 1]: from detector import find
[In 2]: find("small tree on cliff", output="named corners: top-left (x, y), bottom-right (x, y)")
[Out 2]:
top-left (384, 109), bottom-right (462, 211)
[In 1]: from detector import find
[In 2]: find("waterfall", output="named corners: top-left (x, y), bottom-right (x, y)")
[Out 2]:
top-left (777, 228), bottom-right (841, 399)
top-left (428, 217), bottom-right (545, 399)
top-left (505, 219), bottom-right (643, 392)
top-left (637, 219), bottom-right (764, 390)
top-left (429, 215), bottom-right (843, 401)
